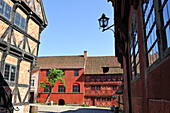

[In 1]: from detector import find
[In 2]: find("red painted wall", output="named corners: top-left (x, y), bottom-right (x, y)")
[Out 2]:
top-left (38, 68), bottom-right (85, 105)
top-left (84, 74), bottom-right (122, 107)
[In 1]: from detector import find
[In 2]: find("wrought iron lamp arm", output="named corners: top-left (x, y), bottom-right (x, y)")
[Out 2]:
top-left (102, 24), bottom-right (114, 33)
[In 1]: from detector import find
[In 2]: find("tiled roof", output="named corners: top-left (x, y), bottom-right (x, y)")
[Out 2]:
top-left (36, 55), bottom-right (123, 74)
top-left (84, 56), bottom-right (123, 74)
top-left (36, 56), bottom-right (85, 69)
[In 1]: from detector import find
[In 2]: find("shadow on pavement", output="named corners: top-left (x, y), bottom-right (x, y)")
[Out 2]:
top-left (39, 108), bottom-right (112, 113)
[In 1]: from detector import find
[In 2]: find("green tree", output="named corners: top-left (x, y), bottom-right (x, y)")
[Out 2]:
top-left (40, 68), bottom-right (65, 104)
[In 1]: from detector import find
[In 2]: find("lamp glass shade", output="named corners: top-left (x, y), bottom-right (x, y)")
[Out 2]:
top-left (98, 13), bottom-right (109, 28)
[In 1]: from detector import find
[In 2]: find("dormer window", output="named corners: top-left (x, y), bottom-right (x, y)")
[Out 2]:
top-left (0, 0), bottom-right (12, 20)
top-left (15, 12), bottom-right (26, 30)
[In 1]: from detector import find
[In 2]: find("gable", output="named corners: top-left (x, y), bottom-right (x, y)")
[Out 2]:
top-left (23, 0), bottom-right (48, 26)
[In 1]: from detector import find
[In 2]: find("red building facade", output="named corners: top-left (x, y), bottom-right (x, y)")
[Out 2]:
top-left (108, 0), bottom-right (170, 112)
top-left (37, 55), bottom-right (85, 105)
top-left (35, 52), bottom-right (123, 107)
top-left (84, 56), bottom-right (123, 107)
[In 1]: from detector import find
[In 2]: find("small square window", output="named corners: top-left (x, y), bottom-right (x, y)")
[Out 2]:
top-left (107, 98), bottom-right (111, 101)
top-left (74, 70), bottom-right (79, 76)
top-left (73, 85), bottom-right (80, 93)
top-left (102, 98), bottom-right (106, 101)
top-left (97, 98), bottom-right (100, 101)
top-left (96, 85), bottom-right (100, 90)
top-left (91, 85), bottom-right (95, 91)
top-left (3, 63), bottom-right (16, 82)
top-left (58, 85), bottom-right (65, 93)
top-left (113, 85), bottom-right (117, 90)
top-left (44, 86), bottom-right (51, 92)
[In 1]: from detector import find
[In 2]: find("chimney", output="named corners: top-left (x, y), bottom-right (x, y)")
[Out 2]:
top-left (84, 51), bottom-right (87, 59)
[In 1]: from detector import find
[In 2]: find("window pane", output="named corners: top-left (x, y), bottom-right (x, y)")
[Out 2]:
top-left (15, 12), bottom-right (21, 26)
top-left (73, 85), bottom-right (80, 92)
top-left (44, 86), bottom-right (51, 92)
top-left (10, 66), bottom-right (16, 81)
top-left (96, 85), bottom-right (100, 90)
top-left (113, 85), bottom-right (117, 90)
top-left (91, 85), bottom-right (95, 91)
top-left (5, 4), bottom-right (11, 19)
top-left (143, 0), bottom-right (159, 67)
top-left (148, 42), bottom-right (159, 66)
top-left (58, 85), bottom-right (65, 92)
top-left (0, 0), bottom-right (5, 14)
top-left (162, 0), bottom-right (170, 48)
top-left (46, 70), bottom-right (50, 77)
top-left (147, 26), bottom-right (157, 51)
top-left (21, 17), bottom-right (25, 30)
top-left (107, 98), bottom-right (111, 101)
top-left (74, 70), bottom-right (79, 76)
top-left (4, 64), bottom-right (10, 81)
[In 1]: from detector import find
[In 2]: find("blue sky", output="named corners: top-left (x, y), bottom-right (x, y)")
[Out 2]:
top-left (39, 0), bottom-right (114, 57)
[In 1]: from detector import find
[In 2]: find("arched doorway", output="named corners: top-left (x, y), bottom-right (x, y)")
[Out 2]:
top-left (58, 99), bottom-right (65, 105)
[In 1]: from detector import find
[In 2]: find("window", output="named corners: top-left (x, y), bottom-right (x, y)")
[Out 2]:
top-left (15, 12), bottom-right (26, 30)
top-left (102, 98), bottom-right (106, 101)
top-left (62, 70), bottom-right (65, 75)
top-left (72, 85), bottom-right (80, 93)
top-left (96, 76), bottom-right (100, 78)
top-left (90, 76), bottom-right (95, 79)
top-left (107, 98), bottom-right (111, 101)
top-left (3, 63), bottom-right (16, 82)
top-left (46, 70), bottom-right (50, 77)
top-left (161, 0), bottom-right (170, 48)
top-left (0, 0), bottom-right (11, 20)
top-left (58, 85), bottom-right (65, 93)
top-left (74, 70), bottom-right (79, 76)
top-left (142, 0), bottom-right (170, 68)
top-left (44, 86), bottom-right (51, 92)
top-left (31, 80), bottom-right (34, 86)
top-left (97, 98), bottom-right (100, 101)
top-left (129, 11), bottom-right (141, 80)
top-left (107, 75), bottom-right (111, 78)
top-left (113, 85), bottom-right (117, 90)
top-left (96, 85), bottom-right (100, 90)
top-left (91, 85), bottom-right (95, 91)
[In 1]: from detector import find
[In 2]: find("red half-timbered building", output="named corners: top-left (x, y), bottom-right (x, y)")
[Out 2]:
top-left (35, 51), bottom-right (123, 107)
top-left (84, 56), bottom-right (123, 107)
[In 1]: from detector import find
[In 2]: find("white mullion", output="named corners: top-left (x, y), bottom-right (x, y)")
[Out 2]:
top-left (9, 64), bottom-right (11, 81)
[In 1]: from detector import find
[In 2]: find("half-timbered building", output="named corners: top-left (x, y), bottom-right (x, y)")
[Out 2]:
top-left (0, 0), bottom-right (47, 112)
top-left (84, 56), bottom-right (123, 107)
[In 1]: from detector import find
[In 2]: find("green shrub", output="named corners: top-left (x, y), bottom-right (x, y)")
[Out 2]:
top-left (82, 104), bottom-right (87, 107)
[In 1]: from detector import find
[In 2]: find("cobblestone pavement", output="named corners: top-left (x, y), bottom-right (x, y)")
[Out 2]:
top-left (30, 104), bottom-right (113, 113)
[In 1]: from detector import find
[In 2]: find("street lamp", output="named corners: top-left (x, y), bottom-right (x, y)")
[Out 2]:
top-left (98, 13), bottom-right (114, 32)
top-left (98, 13), bottom-right (109, 29)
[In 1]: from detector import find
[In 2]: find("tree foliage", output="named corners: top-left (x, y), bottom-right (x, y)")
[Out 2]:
top-left (40, 68), bottom-right (66, 89)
